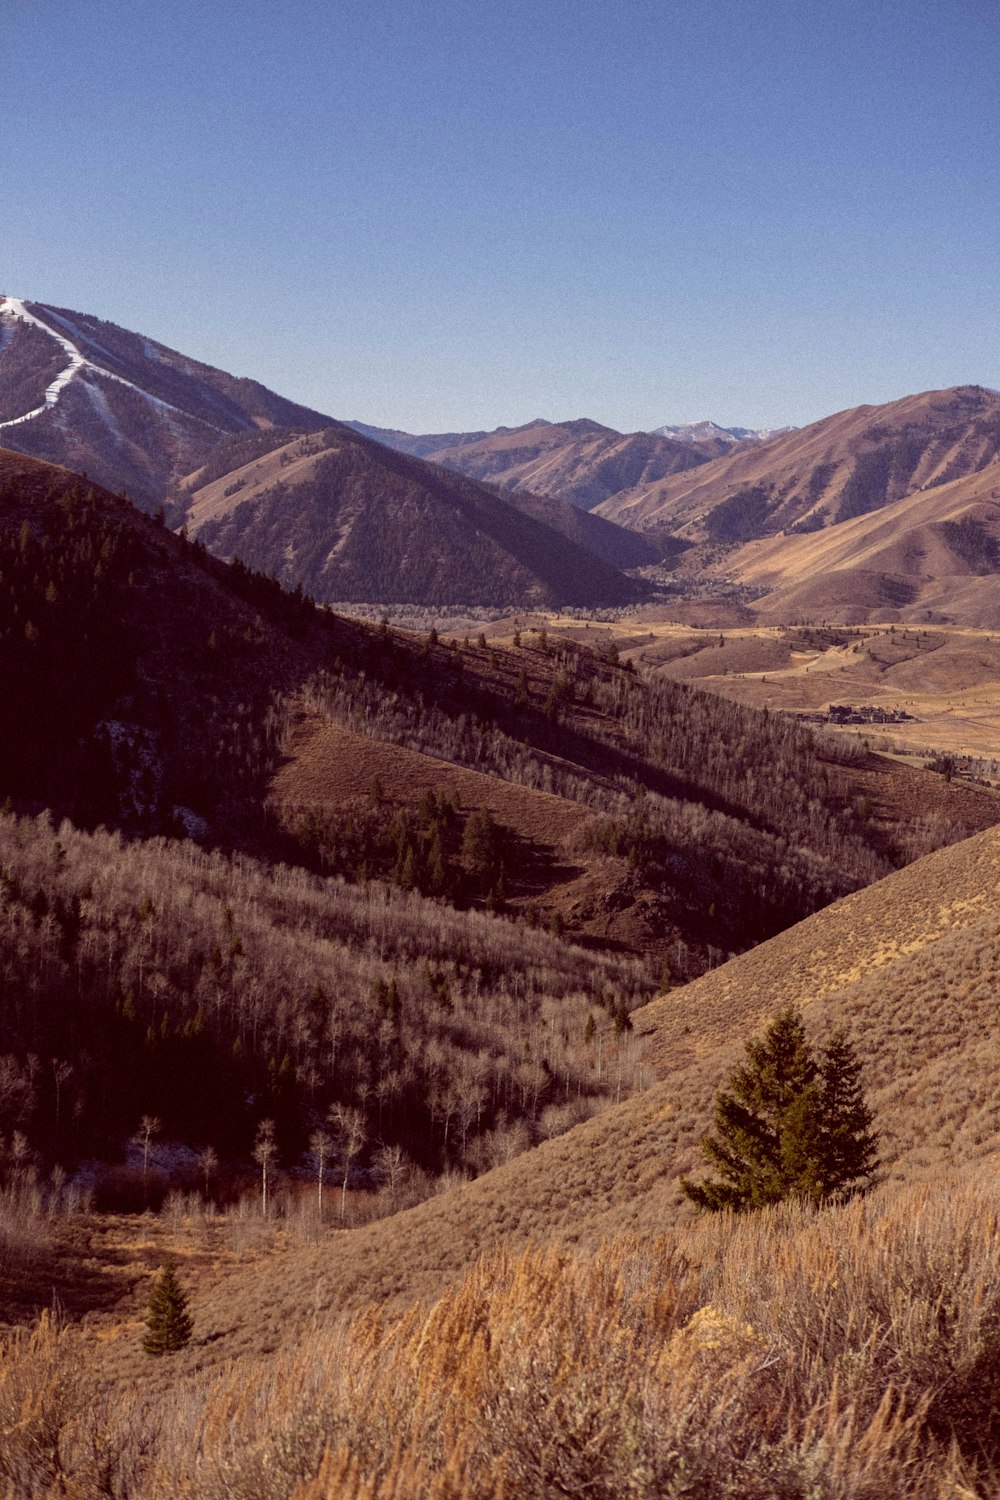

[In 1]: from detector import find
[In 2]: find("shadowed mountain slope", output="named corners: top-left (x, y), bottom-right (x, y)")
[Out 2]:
top-left (599, 385), bottom-right (1000, 540)
top-left (0, 297), bottom-right (334, 510)
top-left (422, 418), bottom-right (710, 511)
top-left (180, 427), bottom-right (648, 607)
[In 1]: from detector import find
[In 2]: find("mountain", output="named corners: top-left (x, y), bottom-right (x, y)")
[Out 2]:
top-left (0, 295), bottom-right (334, 509)
top-left (0, 301), bottom-right (654, 605)
top-left (651, 419), bottom-right (795, 448)
top-left (344, 419), bottom-right (493, 457)
top-left (411, 418), bottom-right (711, 511)
top-left (178, 426), bottom-right (649, 607)
top-left (599, 385), bottom-right (1000, 541)
top-left (714, 463), bottom-right (1000, 625)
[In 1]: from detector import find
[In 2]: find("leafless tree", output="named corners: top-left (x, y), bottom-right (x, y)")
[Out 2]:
top-left (133, 1115), bottom-right (161, 1205)
top-left (199, 1145), bottom-right (219, 1202)
top-left (329, 1104), bottom-right (366, 1222)
top-left (309, 1130), bottom-right (333, 1221)
top-left (252, 1119), bottom-right (278, 1218)
top-left (375, 1142), bottom-right (407, 1212)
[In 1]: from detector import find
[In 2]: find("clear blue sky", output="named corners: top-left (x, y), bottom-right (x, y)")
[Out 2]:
top-left (3, 0), bottom-right (998, 432)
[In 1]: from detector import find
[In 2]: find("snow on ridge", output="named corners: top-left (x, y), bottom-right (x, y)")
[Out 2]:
top-left (0, 296), bottom-right (88, 430)
top-left (0, 295), bottom-right (223, 433)
top-left (651, 419), bottom-right (796, 445)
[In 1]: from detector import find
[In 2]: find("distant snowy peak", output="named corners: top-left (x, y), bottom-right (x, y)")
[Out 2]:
top-left (652, 419), bottom-right (795, 446)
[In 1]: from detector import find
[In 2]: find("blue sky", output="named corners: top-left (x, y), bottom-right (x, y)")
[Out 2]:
top-left (3, 0), bottom-right (998, 431)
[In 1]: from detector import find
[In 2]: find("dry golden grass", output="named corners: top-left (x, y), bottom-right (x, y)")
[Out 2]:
top-left (6, 1181), bottom-right (1000, 1497)
top-left (46, 817), bottom-right (999, 1391)
top-left (7, 823), bottom-right (1000, 1492)
top-left (622, 618), bottom-right (1000, 766)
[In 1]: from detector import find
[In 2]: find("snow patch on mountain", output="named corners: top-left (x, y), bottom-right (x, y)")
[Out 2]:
top-left (0, 296), bottom-right (88, 429)
top-left (652, 419), bottom-right (795, 445)
top-left (0, 295), bottom-right (211, 432)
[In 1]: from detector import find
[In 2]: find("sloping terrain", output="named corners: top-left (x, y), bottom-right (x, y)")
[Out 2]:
top-left (0, 297), bottom-right (334, 509)
top-left (719, 464), bottom-right (1000, 625)
top-left (18, 441), bottom-right (995, 984)
top-left (79, 816), bottom-right (1000, 1371)
top-left (344, 419), bottom-right (492, 457)
top-left (180, 426), bottom-right (648, 607)
top-left (599, 384), bottom-right (1000, 540)
top-left (501, 485), bottom-right (661, 567)
top-left (423, 417), bottom-right (710, 510)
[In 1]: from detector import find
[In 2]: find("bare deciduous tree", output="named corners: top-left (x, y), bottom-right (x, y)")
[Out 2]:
top-left (330, 1104), bottom-right (366, 1222)
top-left (199, 1145), bottom-right (219, 1203)
top-left (252, 1120), bottom-right (278, 1218)
top-left (309, 1130), bottom-right (333, 1221)
top-left (133, 1115), bottom-right (161, 1206)
top-left (375, 1142), bottom-right (407, 1212)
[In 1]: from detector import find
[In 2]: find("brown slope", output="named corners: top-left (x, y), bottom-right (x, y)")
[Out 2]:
top-left (720, 465), bottom-right (1000, 624)
top-left (182, 427), bottom-right (647, 608)
top-left (0, 298), bottom-right (334, 510)
top-left (501, 486), bottom-right (661, 567)
top-left (181, 817), bottom-right (1000, 1360)
top-left (345, 419), bottom-right (492, 457)
top-left (599, 384), bottom-right (1000, 540)
top-left (427, 418), bottom-right (710, 511)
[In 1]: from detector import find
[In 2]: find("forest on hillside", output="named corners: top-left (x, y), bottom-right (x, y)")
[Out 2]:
top-left (0, 811), bottom-right (650, 1194)
top-left (0, 457), bottom-right (992, 1198)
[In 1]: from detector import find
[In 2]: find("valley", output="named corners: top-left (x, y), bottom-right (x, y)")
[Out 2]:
top-left (5, 302), bottom-right (1000, 1497)
top-left (608, 618), bottom-right (1000, 766)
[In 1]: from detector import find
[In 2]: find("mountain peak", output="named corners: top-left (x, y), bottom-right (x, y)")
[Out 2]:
top-left (0, 297), bottom-right (334, 508)
top-left (651, 419), bottom-right (795, 446)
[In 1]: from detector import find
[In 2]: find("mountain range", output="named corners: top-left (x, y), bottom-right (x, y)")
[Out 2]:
top-left (6, 295), bottom-right (1000, 624)
top-left (348, 416), bottom-right (712, 510)
top-left (650, 419), bottom-right (795, 447)
top-left (598, 384), bottom-right (1000, 541)
top-left (0, 298), bottom-right (651, 606)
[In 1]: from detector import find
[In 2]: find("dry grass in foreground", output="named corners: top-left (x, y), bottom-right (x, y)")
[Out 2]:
top-left (3, 1179), bottom-right (1000, 1497)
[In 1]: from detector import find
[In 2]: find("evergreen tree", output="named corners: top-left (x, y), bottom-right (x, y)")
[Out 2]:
top-left (142, 1261), bottom-right (193, 1355)
top-left (681, 1006), bottom-right (877, 1212)
top-left (816, 1028), bottom-right (879, 1198)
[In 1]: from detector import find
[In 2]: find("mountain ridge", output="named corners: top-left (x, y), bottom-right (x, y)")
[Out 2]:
top-left (598, 384), bottom-right (1000, 541)
top-left (0, 295), bottom-right (334, 508)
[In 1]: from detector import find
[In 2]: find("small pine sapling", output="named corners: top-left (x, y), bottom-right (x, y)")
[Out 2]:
top-left (142, 1261), bottom-right (193, 1356)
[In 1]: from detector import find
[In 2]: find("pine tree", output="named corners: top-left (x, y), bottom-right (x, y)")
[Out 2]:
top-left (681, 1006), bottom-right (877, 1212)
top-left (142, 1261), bottom-right (193, 1355)
top-left (816, 1028), bottom-right (879, 1198)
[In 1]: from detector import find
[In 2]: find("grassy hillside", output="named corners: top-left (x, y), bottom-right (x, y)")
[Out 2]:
top-left (715, 465), bottom-right (1000, 626)
top-left (598, 384), bottom-right (1000, 540)
top-left (6, 827), bottom-right (1000, 1495)
top-left (114, 819), bottom-right (1000, 1344)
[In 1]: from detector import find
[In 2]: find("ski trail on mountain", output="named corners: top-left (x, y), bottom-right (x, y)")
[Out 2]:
top-left (0, 296), bottom-right (88, 429)
top-left (0, 296), bottom-right (207, 431)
